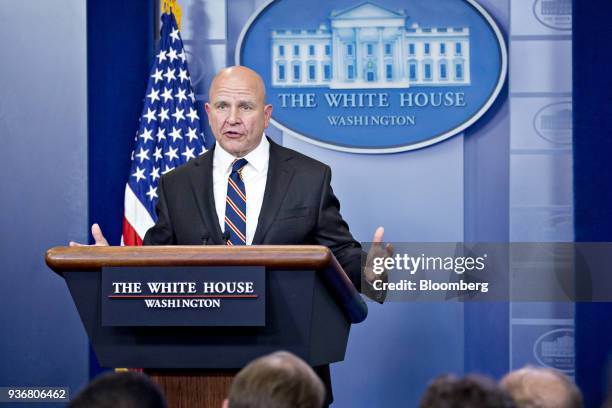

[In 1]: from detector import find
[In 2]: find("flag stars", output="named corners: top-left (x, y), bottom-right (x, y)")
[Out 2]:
top-left (150, 166), bottom-right (161, 181)
top-left (153, 147), bottom-right (163, 161)
top-left (182, 146), bottom-right (196, 161)
top-left (165, 146), bottom-right (179, 161)
top-left (139, 128), bottom-right (154, 143)
top-left (143, 108), bottom-right (157, 123)
top-left (187, 107), bottom-right (199, 122)
top-left (163, 67), bottom-right (176, 82)
top-left (172, 108), bottom-right (185, 123)
top-left (169, 126), bottom-right (182, 142)
top-left (162, 165), bottom-right (175, 175)
top-left (178, 68), bottom-right (189, 83)
top-left (175, 88), bottom-right (187, 104)
top-left (135, 147), bottom-right (150, 163)
top-left (167, 47), bottom-right (178, 63)
top-left (132, 167), bottom-right (146, 182)
top-left (146, 185), bottom-right (158, 201)
top-left (170, 28), bottom-right (180, 43)
top-left (158, 107), bottom-right (170, 122)
top-left (186, 127), bottom-right (198, 142)
top-left (161, 87), bottom-right (173, 102)
top-left (156, 128), bottom-right (166, 142)
top-left (129, 20), bottom-right (206, 211)
top-left (151, 68), bottom-right (163, 83)
top-left (146, 88), bottom-right (160, 103)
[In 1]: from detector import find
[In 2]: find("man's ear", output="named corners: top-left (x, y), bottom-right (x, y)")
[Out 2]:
top-left (222, 398), bottom-right (230, 408)
top-left (263, 104), bottom-right (273, 128)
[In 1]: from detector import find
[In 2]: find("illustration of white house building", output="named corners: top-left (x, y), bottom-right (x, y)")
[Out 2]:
top-left (270, 2), bottom-right (471, 89)
top-left (540, 108), bottom-right (572, 131)
top-left (541, 335), bottom-right (574, 358)
top-left (541, 0), bottom-right (571, 16)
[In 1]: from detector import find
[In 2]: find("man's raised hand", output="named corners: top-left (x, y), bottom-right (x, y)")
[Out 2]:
top-left (69, 223), bottom-right (109, 247)
top-left (364, 226), bottom-right (393, 284)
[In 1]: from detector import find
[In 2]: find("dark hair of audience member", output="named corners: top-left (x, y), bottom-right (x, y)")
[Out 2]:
top-left (500, 366), bottom-right (583, 408)
top-left (68, 371), bottom-right (167, 408)
top-left (226, 351), bottom-right (325, 408)
top-left (419, 374), bottom-right (516, 408)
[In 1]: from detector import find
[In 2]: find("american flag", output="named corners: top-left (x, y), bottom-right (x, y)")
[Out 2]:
top-left (122, 12), bottom-right (206, 245)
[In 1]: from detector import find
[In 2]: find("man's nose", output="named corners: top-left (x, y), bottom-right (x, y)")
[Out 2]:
top-left (227, 106), bottom-right (241, 124)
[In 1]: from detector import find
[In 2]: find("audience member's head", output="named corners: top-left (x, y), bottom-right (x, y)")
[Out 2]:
top-left (69, 371), bottom-right (166, 408)
top-left (224, 351), bottom-right (325, 408)
top-left (500, 366), bottom-right (583, 408)
top-left (419, 374), bottom-right (516, 408)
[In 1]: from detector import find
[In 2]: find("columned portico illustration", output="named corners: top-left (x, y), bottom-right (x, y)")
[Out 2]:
top-left (270, 1), bottom-right (471, 89)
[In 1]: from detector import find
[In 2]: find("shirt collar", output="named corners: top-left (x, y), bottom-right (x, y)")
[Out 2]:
top-left (213, 135), bottom-right (269, 174)
top-left (243, 135), bottom-right (269, 174)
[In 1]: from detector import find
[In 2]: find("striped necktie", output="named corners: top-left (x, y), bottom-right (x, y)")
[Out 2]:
top-left (224, 158), bottom-right (248, 245)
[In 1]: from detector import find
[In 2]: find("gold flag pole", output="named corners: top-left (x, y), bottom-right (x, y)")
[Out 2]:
top-left (161, 0), bottom-right (182, 30)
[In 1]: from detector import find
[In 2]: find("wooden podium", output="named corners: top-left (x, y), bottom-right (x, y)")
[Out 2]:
top-left (46, 246), bottom-right (367, 408)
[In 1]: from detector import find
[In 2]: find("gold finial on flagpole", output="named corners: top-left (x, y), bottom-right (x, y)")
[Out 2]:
top-left (161, 0), bottom-right (182, 30)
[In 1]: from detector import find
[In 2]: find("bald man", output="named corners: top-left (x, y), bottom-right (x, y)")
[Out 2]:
top-left (74, 66), bottom-right (389, 405)
top-left (77, 67), bottom-right (388, 281)
top-left (144, 66), bottom-right (387, 267)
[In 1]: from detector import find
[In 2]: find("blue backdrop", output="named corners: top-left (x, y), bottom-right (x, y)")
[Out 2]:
top-left (1, 1), bottom-right (610, 407)
top-left (0, 2), bottom-right (89, 406)
top-left (573, 1), bottom-right (612, 407)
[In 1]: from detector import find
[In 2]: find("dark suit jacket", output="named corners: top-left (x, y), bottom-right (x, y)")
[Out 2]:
top-left (143, 138), bottom-right (364, 405)
top-left (143, 138), bottom-right (363, 290)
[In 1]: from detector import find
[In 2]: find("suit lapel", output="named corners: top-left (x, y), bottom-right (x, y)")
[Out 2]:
top-left (188, 147), bottom-right (225, 244)
top-left (252, 139), bottom-right (295, 245)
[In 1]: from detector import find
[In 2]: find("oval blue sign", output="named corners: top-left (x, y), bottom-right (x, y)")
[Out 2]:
top-left (237, 0), bottom-right (507, 153)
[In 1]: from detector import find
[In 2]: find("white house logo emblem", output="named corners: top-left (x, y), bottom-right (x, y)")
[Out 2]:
top-left (533, 0), bottom-right (572, 31)
top-left (534, 102), bottom-right (572, 145)
top-left (237, 0), bottom-right (507, 153)
top-left (533, 328), bottom-right (575, 373)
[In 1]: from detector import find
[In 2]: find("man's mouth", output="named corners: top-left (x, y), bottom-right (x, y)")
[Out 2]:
top-left (223, 130), bottom-right (243, 138)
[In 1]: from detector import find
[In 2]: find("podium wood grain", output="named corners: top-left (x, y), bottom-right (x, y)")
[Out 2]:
top-left (147, 370), bottom-right (236, 408)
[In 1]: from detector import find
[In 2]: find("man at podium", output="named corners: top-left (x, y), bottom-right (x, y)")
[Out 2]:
top-left (72, 66), bottom-right (390, 406)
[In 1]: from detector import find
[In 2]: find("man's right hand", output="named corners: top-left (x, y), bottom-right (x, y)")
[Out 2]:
top-left (69, 223), bottom-right (109, 246)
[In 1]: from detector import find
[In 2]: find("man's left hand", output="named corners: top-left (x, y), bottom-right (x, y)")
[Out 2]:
top-left (363, 226), bottom-right (393, 284)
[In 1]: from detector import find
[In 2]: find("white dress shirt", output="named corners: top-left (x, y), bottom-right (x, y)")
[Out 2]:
top-left (212, 136), bottom-right (269, 245)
